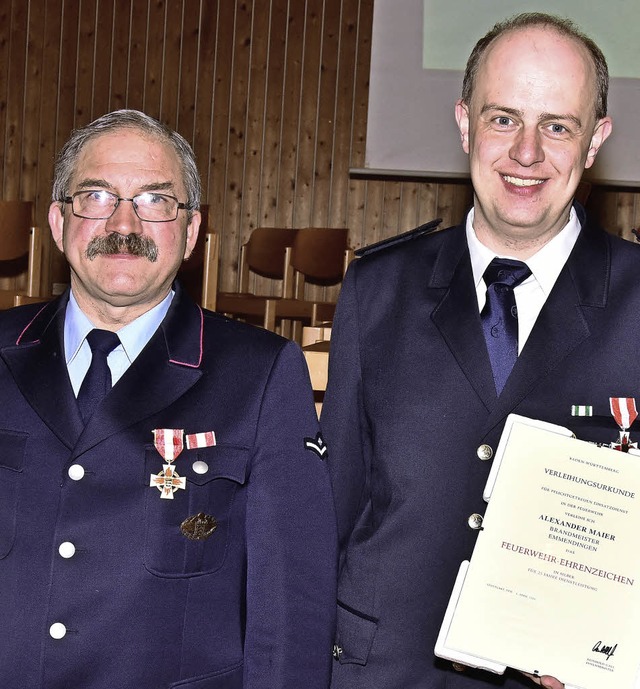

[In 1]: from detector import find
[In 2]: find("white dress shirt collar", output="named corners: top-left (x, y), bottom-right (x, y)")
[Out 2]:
top-left (466, 206), bottom-right (581, 301)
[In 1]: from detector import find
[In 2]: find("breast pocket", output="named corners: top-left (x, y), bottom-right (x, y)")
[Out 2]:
top-left (144, 444), bottom-right (250, 577)
top-left (0, 430), bottom-right (27, 559)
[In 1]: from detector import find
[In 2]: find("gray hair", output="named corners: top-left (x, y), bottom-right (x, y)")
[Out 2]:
top-left (51, 109), bottom-right (201, 211)
top-left (461, 12), bottom-right (609, 121)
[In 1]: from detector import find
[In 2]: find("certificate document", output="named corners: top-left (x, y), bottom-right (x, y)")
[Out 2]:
top-left (435, 415), bottom-right (640, 689)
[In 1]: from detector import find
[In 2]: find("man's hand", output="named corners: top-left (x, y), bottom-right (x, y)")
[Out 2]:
top-left (523, 671), bottom-right (564, 688)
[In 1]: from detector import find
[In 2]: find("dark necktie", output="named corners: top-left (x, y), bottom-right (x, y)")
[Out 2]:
top-left (77, 329), bottom-right (121, 423)
top-left (481, 258), bottom-right (531, 395)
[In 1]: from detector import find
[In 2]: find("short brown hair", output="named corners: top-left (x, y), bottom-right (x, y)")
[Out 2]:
top-left (461, 12), bottom-right (609, 120)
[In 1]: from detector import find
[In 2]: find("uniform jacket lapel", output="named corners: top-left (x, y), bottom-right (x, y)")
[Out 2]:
top-left (1, 284), bottom-right (204, 456)
top-left (429, 209), bottom-right (611, 432)
top-left (430, 225), bottom-right (498, 410)
top-left (483, 210), bottom-right (609, 435)
top-left (0, 295), bottom-right (85, 450)
top-left (74, 284), bottom-right (203, 456)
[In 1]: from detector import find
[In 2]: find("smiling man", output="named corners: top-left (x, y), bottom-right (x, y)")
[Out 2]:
top-left (322, 13), bottom-right (639, 689)
top-left (0, 110), bottom-right (336, 689)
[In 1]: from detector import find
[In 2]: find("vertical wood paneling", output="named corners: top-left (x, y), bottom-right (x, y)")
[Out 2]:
top-left (89, 3), bottom-right (113, 117)
top-left (220, 1), bottom-right (252, 292)
top-left (143, 0), bottom-right (166, 116)
top-left (0, 1), bottom-right (10, 198)
top-left (125, 0), bottom-right (148, 113)
top-left (3, 0), bottom-right (639, 303)
top-left (22, 2), bottom-right (44, 202)
top-left (291, 0), bottom-right (323, 228)
top-left (175, 0), bottom-right (199, 138)
top-left (56, 1), bottom-right (79, 147)
top-left (191, 1), bottom-right (217, 206)
top-left (241, 0), bottom-right (269, 233)
top-left (275, 0), bottom-right (304, 230)
top-left (328, 0), bottom-right (359, 228)
top-left (159, 0), bottom-right (182, 124)
top-left (310, 0), bottom-right (339, 228)
top-left (4, 0), bottom-right (28, 200)
top-left (74, 1), bottom-right (97, 123)
top-left (36, 0), bottom-right (63, 285)
top-left (345, 0), bottom-right (371, 250)
top-left (108, 0), bottom-right (132, 111)
top-left (256, 1), bottom-right (286, 231)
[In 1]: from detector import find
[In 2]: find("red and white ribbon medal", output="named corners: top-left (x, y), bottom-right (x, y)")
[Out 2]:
top-left (185, 431), bottom-right (216, 450)
top-left (150, 428), bottom-right (186, 499)
top-left (609, 398), bottom-right (638, 452)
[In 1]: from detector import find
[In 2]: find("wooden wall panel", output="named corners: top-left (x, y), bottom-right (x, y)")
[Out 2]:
top-left (275, 0), bottom-right (304, 233)
top-left (2, 0), bottom-right (639, 303)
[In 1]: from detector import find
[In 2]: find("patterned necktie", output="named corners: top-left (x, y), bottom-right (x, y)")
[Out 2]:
top-left (481, 258), bottom-right (531, 394)
top-left (77, 329), bottom-right (121, 423)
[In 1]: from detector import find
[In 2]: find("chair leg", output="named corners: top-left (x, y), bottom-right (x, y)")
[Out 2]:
top-left (263, 299), bottom-right (277, 331)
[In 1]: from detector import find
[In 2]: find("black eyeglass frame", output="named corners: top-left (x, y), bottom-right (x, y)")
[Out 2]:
top-left (63, 190), bottom-right (190, 222)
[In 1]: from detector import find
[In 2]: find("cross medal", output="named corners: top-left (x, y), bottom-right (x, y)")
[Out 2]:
top-left (150, 428), bottom-right (187, 499)
top-left (610, 398), bottom-right (638, 452)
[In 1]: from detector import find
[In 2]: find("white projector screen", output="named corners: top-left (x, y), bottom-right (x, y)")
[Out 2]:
top-left (356, 0), bottom-right (640, 187)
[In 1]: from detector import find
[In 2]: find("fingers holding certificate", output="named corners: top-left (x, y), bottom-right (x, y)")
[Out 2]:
top-left (436, 414), bottom-right (640, 689)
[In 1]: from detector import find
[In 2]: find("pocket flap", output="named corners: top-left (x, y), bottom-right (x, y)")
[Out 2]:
top-left (0, 430), bottom-right (27, 472)
top-left (184, 445), bottom-right (250, 486)
top-left (335, 602), bottom-right (378, 665)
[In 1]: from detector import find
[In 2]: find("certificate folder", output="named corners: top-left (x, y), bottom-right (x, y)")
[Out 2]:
top-left (435, 414), bottom-right (640, 689)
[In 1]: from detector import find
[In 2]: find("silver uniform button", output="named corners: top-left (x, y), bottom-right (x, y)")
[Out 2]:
top-left (192, 460), bottom-right (209, 475)
top-left (58, 542), bottom-right (76, 559)
top-left (476, 444), bottom-right (493, 461)
top-left (68, 464), bottom-right (85, 481)
top-left (468, 513), bottom-right (484, 530)
top-left (49, 622), bottom-right (67, 639)
top-left (332, 644), bottom-right (343, 660)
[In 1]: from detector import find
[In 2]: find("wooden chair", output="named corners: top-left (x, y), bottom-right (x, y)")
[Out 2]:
top-left (290, 227), bottom-right (350, 297)
top-left (267, 227), bottom-right (352, 338)
top-left (200, 232), bottom-right (219, 311)
top-left (216, 227), bottom-right (298, 327)
top-left (0, 201), bottom-right (44, 309)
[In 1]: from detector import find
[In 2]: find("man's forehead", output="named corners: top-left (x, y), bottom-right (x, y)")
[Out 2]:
top-left (479, 26), bottom-right (593, 77)
top-left (71, 130), bottom-right (183, 189)
top-left (471, 26), bottom-right (597, 112)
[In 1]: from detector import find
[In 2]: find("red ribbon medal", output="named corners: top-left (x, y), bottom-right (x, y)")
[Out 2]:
top-left (150, 429), bottom-right (187, 499)
top-left (609, 398), bottom-right (638, 452)
top-left (185, 431), bottom-right (216, 450)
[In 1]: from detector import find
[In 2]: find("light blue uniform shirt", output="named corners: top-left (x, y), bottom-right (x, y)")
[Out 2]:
top-left (65, 290), bottom-right (174, 396)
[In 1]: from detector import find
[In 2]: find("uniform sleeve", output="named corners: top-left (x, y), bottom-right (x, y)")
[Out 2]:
top-left (243, 339), bottom-right (337, 689)
top-left (320, 263), bottom-right (373, 557)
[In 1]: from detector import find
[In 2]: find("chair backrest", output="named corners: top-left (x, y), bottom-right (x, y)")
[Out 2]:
top-left (290, 227), bottom-right (349, 285)
top-left (0, 201), bottom-right (42, 299)
top-left (242, 227), bottom-right (298, 279)
top-left (238, 227), bottom-right (298, 297)
top-left (0, 201), bottom-right (33, 262)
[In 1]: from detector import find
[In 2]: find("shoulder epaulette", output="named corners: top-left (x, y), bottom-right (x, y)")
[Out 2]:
top-left (354, 218), bottom-right (443, 257)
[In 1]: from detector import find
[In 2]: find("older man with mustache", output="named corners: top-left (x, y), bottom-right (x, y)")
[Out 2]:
top-left (0, 110), bottom-right (337, 689)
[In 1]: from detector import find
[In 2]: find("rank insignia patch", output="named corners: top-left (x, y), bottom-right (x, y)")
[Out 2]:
top-left (304, 432), bottom-right (328, 459)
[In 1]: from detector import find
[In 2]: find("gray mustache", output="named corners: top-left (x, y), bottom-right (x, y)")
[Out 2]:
top-left (85, 233), bottom-right (158, 262)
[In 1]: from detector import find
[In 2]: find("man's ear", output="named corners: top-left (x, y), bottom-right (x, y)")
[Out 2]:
top-left (183, 210), bottom-right (201, 261)
top-left (48, 201), bottom-right (65, 253)
top-left (584, 116), bottom-right (612, 169)
top-left (455, 99), bottom-right (471, 154)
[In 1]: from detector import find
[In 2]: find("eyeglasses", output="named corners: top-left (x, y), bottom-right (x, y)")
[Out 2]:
top-left (64, 189), bottom-right (189, 222)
